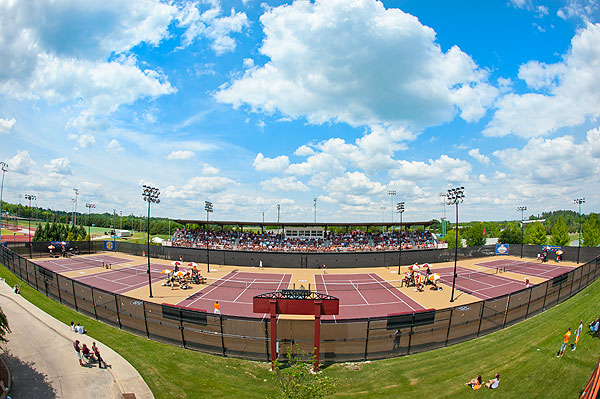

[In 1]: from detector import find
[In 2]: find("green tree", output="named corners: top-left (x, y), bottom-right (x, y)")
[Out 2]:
top-left (582, 213), bottom-right (600, 247)
top-left (270, 347), bottom-right (336, 399)
top-left (442, 229), bottom-right (463, 249)
top-left (465, 223), bottom-right (486, 247)
top-left (550, 216), bottom-right (570, 246)
top-left (527, 222), bottom-right (547, 245)
top-left (498, 225), bottom-right (523, 244)
top-left (0, 307), bottom-right (10, 346)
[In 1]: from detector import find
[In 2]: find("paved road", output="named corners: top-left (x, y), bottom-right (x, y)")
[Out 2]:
top-left (0, 280), bottom-right (153, 399)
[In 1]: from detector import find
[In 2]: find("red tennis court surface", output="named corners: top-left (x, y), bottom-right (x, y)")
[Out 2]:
top-left (73, 262), bottom-right (168, 294)
top-left (314, 273), bottom-right (425, 320)
top-left (177, 271), bottom-right (292, 317)
top-left (424, 266), bottom-right (526, 300)
top-left (35, 255), bottom-right (130, 273)
top-left (476, 259), bottom-right (573, 279)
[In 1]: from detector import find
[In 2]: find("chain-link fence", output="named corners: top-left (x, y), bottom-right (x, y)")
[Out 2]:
top-left (1, 243), bottom-right (599, 362)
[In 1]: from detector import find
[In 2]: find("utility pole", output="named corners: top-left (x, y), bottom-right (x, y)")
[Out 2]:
top-left (73, 188), bottom-right (79, 226)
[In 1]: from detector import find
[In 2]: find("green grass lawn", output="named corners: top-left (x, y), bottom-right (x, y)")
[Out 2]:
top-left (0, 228), bottom-right (23, 235)
top-left (1, 262), bottom-right (599, 398)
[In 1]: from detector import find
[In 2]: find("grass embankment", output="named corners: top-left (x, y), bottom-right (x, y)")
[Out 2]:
top-left (1, 263), bottom-right (599, 398)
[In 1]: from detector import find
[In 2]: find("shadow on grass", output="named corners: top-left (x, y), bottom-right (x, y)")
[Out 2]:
top-left (1, 351), bottom-right (57, 398)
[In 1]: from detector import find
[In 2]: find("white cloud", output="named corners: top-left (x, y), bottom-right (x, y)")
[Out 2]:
top-left (468, 148), bottom-right (491, 165)
top-left (485, 23), bottom-right (600, 137)
top-left (478, 174), bottom-right (490, 184)
top-left (47, 158), bottom-right (72, 175)
top-left (557, 0), bottom-right (600, 21)
top-left (493, 133), bottom-right (600, 183)
top-left (77, 134), bottom-right (95, 148)
top-left (201, 165), bottom-right (220, 176)
top-left (253, 153), bottom-right (290, 172)
top-left (390, 155), bottom-right (472, 183)
top-left (294, 145), bottom-right (315, 157)
top-left (167, 150), bottom-right (195, 160)
top-left (163, 176), bottom-right (238, 199)
top-left (8, 150), bottom-right (35, 174)
top-left (260, 176), bottom-right (309, 192)
top-left (107, 139), bottom-right (124, 152)
top-left (0, 117), bottom-right (16, 134)
top-left (494, 171), bottom-right (507, 180)
top-left (177, 1), bottom-right (249, 54)
top-left (0, 0), bottom-right (176, 130)
top-left (243, 58), bottom-right (254, 68)
top-left (215, 0), bottom-right (496, 131)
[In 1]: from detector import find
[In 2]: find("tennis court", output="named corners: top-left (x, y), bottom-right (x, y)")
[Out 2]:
top-left (476, 259), bottom-right (574, 279)
top-left (73, 262), bottom-right (167, 294)
top-left (177, 271), bottom-right (292, 317)
top-left (314, 273), bottom-right (426, 320)
top-left (423, 266), bottom-right (527, 300)
top-left (35, 254), bottom-right (130, 273)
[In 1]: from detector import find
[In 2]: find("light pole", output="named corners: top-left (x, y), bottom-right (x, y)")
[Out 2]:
top-left (142, 185), bottom-right (160, 298)
top-left (276, 204), bottom-right (280, 223)
top-left (574, 198), bottom-right (585, 264)
top-left (517, 206), bottom-right (527, 258)
top-left (313, 197), bottom-right (317, 223)
top-left (396, 202), bottom-right (405, 275)
top-left (73, 188), bottom-right (79, 226)
top-left (25, 194), bottom-right (36, 258)
top-left (439, 192), bottom-right (447, 236)
top-left (447, 187), bottom-right (465, 303)
top-left (0, 162), bottom-right (7, 230)
top-left (388, 190), bottom-right (396, 226)
top-left (205, 201), bottom-right (213, 273)
top-left (86, 203), bottom-right (95, 254)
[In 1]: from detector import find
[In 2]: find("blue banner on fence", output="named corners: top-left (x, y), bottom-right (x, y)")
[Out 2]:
top-left (103, 241), bottom-right (116, 251)
top-left (542, 245), bottom-right (561, 253)
top-left (496, 244), bottom-right (509, 255)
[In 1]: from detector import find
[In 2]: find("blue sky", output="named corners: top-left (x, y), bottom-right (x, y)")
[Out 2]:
top-left (0, 0), bottom-right (598, 224)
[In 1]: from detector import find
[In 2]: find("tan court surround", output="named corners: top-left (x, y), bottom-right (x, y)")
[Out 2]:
top-left (54, 252), bottom-right (578, 313)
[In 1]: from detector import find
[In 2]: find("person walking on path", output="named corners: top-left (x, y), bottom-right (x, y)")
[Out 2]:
top-left (558, 327), bottom-right (572, 357)
top-left (572, 320), bottom-right (583, 351)
top-left (92, 341), bottom-right (106, 368)
top-left (73, 339), bottom-right (84, 366)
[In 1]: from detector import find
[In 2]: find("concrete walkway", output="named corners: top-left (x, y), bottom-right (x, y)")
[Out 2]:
top-left (0, 280), bottom-right (153, 399)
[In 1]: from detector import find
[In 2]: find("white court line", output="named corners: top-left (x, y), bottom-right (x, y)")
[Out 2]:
top-left (233, 279), bottom-right (256, 302)
top-left (350, 281), bottom-right (369, 305)
top-left (367, 273), bottom-right (419, 311)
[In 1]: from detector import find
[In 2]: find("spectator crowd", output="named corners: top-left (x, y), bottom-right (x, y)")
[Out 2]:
top-left (170, 228), bottom-right (437, 253)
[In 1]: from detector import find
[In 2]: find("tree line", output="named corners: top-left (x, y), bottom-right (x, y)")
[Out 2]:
top-left (442, 214), bottom-right (600, 248)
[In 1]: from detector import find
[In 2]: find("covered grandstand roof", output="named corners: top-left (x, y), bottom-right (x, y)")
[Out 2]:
top-left (174, 220), bottom-right (435, 229)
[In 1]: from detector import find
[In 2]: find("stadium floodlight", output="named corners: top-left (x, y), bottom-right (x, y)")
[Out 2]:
top-left (73, 188), bottom-right (79, 226)
top-left (388, 191), bottom-right (396, 225)
top-left (446, 186), bottom-right (465, 303)
top-left (574, 198), bottom-right (585, 264)
top-left (86, 203), bottom-right (95, 254)
top-left (517, 206), bottom-right (527, 258)
top-left (276, 203), bottom-right (280, 223)
top-left (313, 197), bottom-right (317, 223)
top-left (25, 194), bottom-right (36, 259)
top-left (142, 185), bottom-right (160, 298)
top-left (396, 202), bottom-right (405, 275)
top-left (205, 201), bottom-right (213, 273)
top-left (0, 162), bottom-right (7, 231)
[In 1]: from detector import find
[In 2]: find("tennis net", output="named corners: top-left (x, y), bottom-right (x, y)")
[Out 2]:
top-left (69, 254), bottom-right (105, 268)
top-left (202, 276), bottom-right (301, 291)
top-left (451, 267), bottom-right (500, 281)
top-left (500, 262), bottom-right (531, 273)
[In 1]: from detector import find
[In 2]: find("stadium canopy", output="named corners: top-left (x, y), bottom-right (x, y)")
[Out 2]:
top-left (174, 219), bottom-right (435, 230)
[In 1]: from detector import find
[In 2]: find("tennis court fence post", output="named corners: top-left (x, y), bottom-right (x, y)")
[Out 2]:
top-left (541, 281), bottom-right (549, 311)
top-left (142, 300), bottom-right (149, 338)
top-left (445, 307), bottom-right (453, 347)
top-left (91, 287), bottom-right (98, 320)
top-left (502, 295), bottom-right (510, 328)
top-left (220, 314), bottom-right (226, 357)
top-left (476, 301), bottom-right (485, 337)
top-left (115, 296), bottom-right (122, 329)
top-left (263, 319), bottom-right (270, 362)
top-left (71, 280), bottom-right (78, 311)
top-left (407, 316), bottom-right (414, 355)
top-left (363, 319), bottom-right (370, 361)
top-left (524, 287), bottom-right (533, 319)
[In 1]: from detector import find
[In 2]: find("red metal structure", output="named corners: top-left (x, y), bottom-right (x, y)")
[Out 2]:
top-left (253, 289), bottom-right (339, 371)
